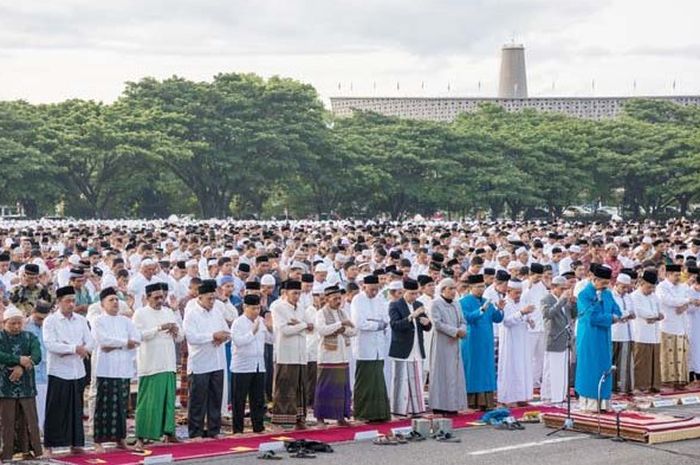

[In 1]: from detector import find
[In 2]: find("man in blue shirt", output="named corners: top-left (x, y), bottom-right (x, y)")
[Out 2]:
top-left (24, 300), bottom-right (50, 433)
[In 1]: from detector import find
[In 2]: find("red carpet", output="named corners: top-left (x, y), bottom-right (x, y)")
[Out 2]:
top-left (57, 407), bottom-right (557, 465)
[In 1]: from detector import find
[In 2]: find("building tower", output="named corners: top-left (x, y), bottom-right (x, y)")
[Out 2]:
top-left (498, 43), bottom-right (528, 98)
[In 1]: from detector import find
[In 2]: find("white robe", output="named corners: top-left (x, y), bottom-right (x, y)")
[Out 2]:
top-left (497, 298), bottom-right (533, 404)
top-left (687, 287), bottom-right (700, 372)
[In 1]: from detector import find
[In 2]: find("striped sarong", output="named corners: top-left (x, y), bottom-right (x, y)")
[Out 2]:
top-left (390, 359), bottom-right (425, 416)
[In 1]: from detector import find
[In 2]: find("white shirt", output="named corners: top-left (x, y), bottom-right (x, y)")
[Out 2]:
top-left (133, 305), bottom-right (183, 377)
top-left (44, 311), bottom-right (95, 380)
top-left (611, 291), bottom-right (634, 342)
top-left (522, 280), bottom-right (547, 333)
top-left (351, 292), bottom-right (390, 360)
top-left (657, 279), bottom-right (690, 336)
top-left (630, 289), bottom-right (662, 344)
top-left (230, 314), bottom-right (267, 373)
top-left (92, 313), bottom-right (140, 379)
top-left (305, 306), bottom-right (321, 362)
top-left (183, 300), bottom-right (230, 374)
top-left (271, 298), bottom-right (308, 364)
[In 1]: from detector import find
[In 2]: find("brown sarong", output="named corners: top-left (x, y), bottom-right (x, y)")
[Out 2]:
top-left (633, 342), bottom-right (661, 391)
top-left (271, 364), bottom-right (307, 424)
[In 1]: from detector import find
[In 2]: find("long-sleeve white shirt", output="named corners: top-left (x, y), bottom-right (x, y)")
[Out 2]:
top-left (611, 291), bottom-right (634, 342)
top-left (630, 289), bottom-right (662, 344)
top-left (43, 311), bottom-right (95, 380)
top-left (351, 292), bottom-right (389, 361)
top-left (230, 314), bottom-right (267, 373)
top-left (92, 313), bottom-right (140, 379)
top-left (183, 299), bottom-right (230, 374)
top-left (522, 280), bottom-right (547, 333)
top-left (133, 305), bottom-right (183, 377)
top-left (657, 280), bottom-right (690, 336)
top-left (271, 298), bottom-right (308, 365)
top-left (315, 307), bottom-right (357, 364)
top-left (305, 306), bottom-right (320, 362)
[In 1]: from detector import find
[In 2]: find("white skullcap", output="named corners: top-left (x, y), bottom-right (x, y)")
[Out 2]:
top-left (507, 280), bottom-right (523, 289)
top-left (551, 276), bottom-right (567, 286)
top-left (185, 259), bottom-right (198, 268)
top-left (437, 278), bottom-right (456, 293)
top-left (507, 261), bottom-right (521, 270)
top-left (497, 250), bottom-right (511, 259)
top-left (569, 245), bottom-right (582, 254)
top-left (388, 281), bottom-right (403, 291)
top-left (141, 258), bottom-right (156, 267)
top-left (3, 305), bottom-right (24, 321)
top-left (261, 274), bottom-right (276, 286)
top-left (207, 258), bottom-right (218, 266)
top-left (642, 236), bottom-right (653, 245)
top-left (616, 274), bottom-right (632, 285)
top-left (515, 247), bottom-right (528, 256)
top-left (68, 254), bottom-right (81, 265)
top-left (314, 263), bottom-right (328, 273)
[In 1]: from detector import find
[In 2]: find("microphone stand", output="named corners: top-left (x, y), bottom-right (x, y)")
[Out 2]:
top-left (546, 324), bottom-right (574, 436)
top-left (595, 367), bottom-right (615, 439)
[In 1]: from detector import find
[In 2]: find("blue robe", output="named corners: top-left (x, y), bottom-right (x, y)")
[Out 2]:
top-left (575, 282), bottom-right (621, 399)
top-left (460, 294), bottom-right (504, 393)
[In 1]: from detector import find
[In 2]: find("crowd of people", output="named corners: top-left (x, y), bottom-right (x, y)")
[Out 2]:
top-left (1, 218), bottom-right (700, 462)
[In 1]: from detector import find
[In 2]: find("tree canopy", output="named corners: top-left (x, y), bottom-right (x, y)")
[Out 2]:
top-left (1, 73), bottom-right (699, 220)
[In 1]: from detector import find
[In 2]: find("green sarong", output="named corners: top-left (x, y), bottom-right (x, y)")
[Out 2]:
top-left (135, 372), bottom-right (176, 440)
top-left (353, 360), bottom-right (390, 422)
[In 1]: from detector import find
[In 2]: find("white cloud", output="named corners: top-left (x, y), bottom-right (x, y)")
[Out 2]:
top-left (0, 0), bottom-right (698, 103)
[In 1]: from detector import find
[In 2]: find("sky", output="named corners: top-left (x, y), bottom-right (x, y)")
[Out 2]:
top-left (1, 0), bottom-right (699, 105)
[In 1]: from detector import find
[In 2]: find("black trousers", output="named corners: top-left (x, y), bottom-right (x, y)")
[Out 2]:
top-left (264, 344), bottom-right (274, 403)
top-left (231, 370), bottom-right (266, 433)
top-left (187, 370), bottom-right (223, 438)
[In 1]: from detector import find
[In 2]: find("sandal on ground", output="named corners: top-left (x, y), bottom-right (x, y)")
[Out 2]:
top-left (433, 431), bottom-right (461, 443)
top-left (373, 435), bottom-right (398, 446)
top-left (258, 451), bottom-right (283, 460)
top-left (291, 449), bottom-right (317, 458)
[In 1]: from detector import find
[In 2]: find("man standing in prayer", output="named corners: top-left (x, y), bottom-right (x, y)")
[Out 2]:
top-left (388, 278), bottom-right (432, 416)
top-left (271, 279), bottom-right (310, 428)
top-left (0, 305), bottom-right (43, 462)
top-left (183, 279), bottom-right (230, 438)
top-left (541, 276), bottom-right (577, 404)
top-left (575, 265), bottom-right (621, 412)
top-left (497, 279), bottom-right (535, 406)
top-left (657, 264), bottom-right (691, 389)
top-left (92, 287), bottom-right (140, 452)
top-left (24, 300), bottom-right (49, 433)
top-left (43, 286), bottom-right (94, 456)
top-left (631, 270), bottom-right (664, 394)
top-left (351, 275), bottom-right (391, 422)
top-left (522, 263), bottom-right (548, 389)
top-left (314, 285), bottom-right (356, 425)
top-left (230, 294), bottom-right (268, 434)
top-left (133, 283), bottom-right (183, 451)
top-left (461, 274), bottom-right (504, 410)
top-left (429, 278), bottom-right (467, 414)
top-left (611, 272), bottom-right (636, 394)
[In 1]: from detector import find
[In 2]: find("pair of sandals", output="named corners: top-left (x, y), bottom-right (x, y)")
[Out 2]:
top-left (432, 430), bottom-right (461, 443)
top-left (373, 434), bottom-right (407, 446)
top-left (258, 449), bottom-right (319, 460)
top-left (285, 440), bottom-right (334, 454)
top-left (495, 419), bottom-right (525, 431)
